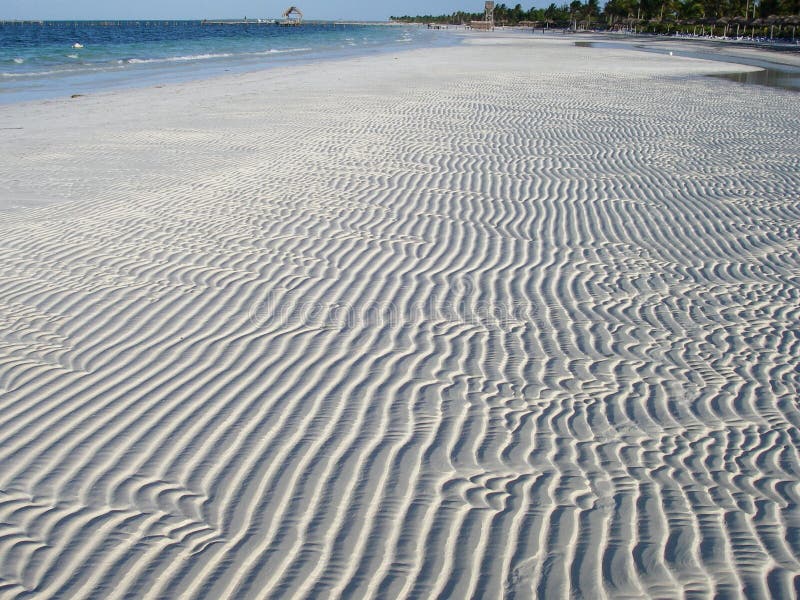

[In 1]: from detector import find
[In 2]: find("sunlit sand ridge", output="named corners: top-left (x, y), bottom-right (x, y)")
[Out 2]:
top-left (0, 35), bottom-right (799, 599)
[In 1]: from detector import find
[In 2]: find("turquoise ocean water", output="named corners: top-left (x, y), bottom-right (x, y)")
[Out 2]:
top-left (0, 21), bottom-right (454, 103)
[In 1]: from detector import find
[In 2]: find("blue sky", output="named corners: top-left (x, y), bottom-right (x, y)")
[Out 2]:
top-left (3, 1), bottom-right (548, 21)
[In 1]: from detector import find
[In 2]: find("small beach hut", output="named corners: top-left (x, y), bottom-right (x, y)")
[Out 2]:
top-left (281, 6), bottom-right (304, 25)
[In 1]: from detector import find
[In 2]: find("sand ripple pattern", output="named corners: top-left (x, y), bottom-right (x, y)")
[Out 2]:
top-left (1, 43), bottom-right (799, 599)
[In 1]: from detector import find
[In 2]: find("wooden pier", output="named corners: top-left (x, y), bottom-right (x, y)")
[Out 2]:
top-left (201, 19), bottom-right (277, 25)
top-left (200, 19), bottom-right (408, 27)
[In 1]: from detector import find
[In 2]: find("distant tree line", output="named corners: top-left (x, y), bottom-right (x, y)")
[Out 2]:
top-left (391, 0), bottom-right (800, 31)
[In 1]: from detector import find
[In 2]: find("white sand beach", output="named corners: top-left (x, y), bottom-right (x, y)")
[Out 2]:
top-left (0, 34), bottom-right (799, 598)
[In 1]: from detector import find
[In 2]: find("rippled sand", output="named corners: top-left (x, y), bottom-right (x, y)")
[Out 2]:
top-left (0, 34), bottom-right (799, 599)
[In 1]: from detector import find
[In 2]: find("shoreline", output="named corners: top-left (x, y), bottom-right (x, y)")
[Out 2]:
top-left (4, 29), bottom-right (792, 110)
top-left (0, 22), bottom-right (458, 106)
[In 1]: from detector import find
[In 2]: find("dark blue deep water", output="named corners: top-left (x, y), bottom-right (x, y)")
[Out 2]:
top-left (0, 21), bottom-right (452, 103)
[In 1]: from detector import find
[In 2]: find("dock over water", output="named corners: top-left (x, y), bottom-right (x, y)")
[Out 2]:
top-left (200, 19), bottom-right (410, 26)
top-left (202, 19), bottom-right (278, 25)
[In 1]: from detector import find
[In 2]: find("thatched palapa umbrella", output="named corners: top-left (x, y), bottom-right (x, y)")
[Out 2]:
top-left (281, 6), bottom-right (304, 25)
